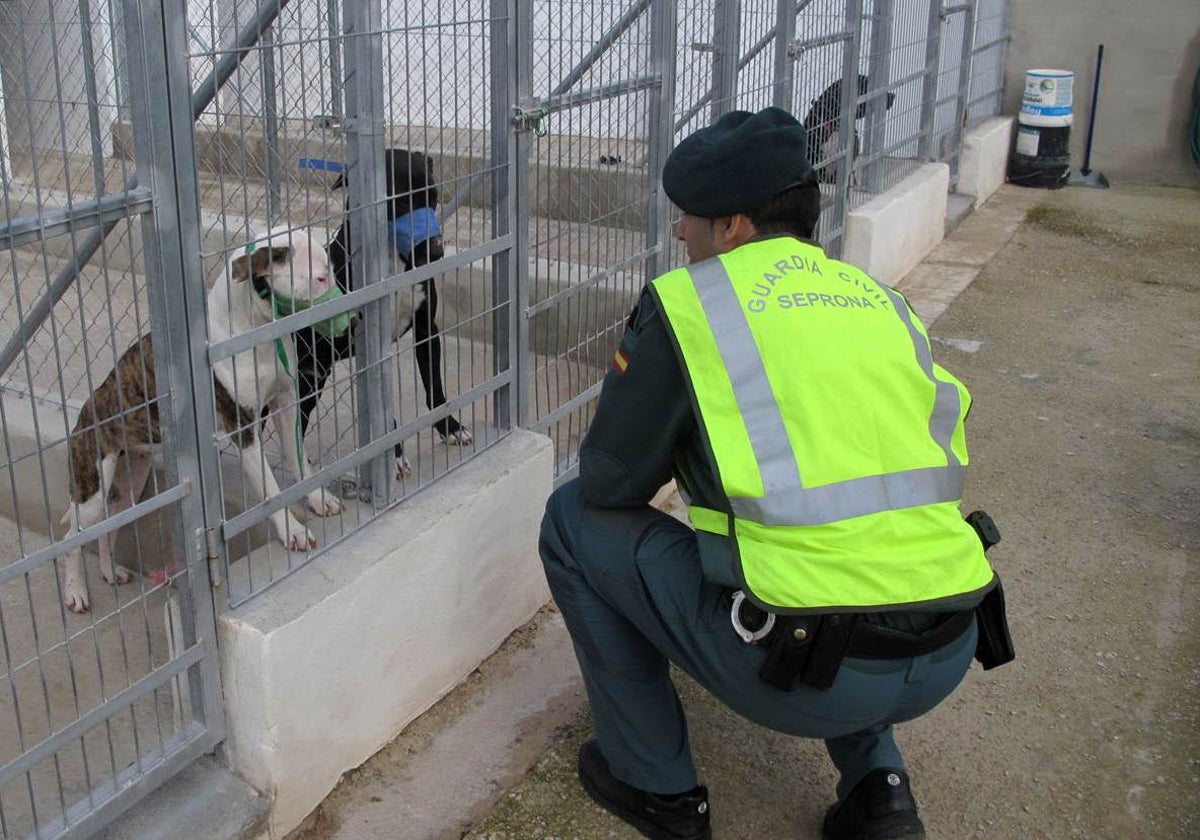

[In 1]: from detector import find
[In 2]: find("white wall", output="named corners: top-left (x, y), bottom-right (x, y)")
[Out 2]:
top-left (1004, 0), bottom-right (1200, 185)
top-left (0, 0), bottom-right (120, 161)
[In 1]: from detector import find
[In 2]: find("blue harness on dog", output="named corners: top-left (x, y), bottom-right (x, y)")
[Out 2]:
top-left (388, 207), bottom-right (442, 265)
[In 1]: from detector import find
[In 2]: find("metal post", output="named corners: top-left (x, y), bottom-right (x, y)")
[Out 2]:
top-left (343, 0), bottom-right (392, 502)
top-left (502, 0), bottom-right (532, 430)
top-left (917, 0), bottom-right (944, 160)
top-left (773, 0), bottom-right (796, 110)
top-left (862, 0), bottom-right (893, 194)
top-left (949, 0), bottom-right (978, 184)
top-left (122, 0), bottom-right (226, 740)
top-left (261, 25), bottom-right (281, 220)
top-left (646, 0), bottom-right (678, 280)
top-left (326, 0), bottom-right (343, 120)
top-left (490, 0), bottom-right (515, 430)
top-left (77, 0), bottom-right (109, 197)
top-left (710, 0), bottom-right (741, 121)
top-left (830, 0), bottom-right (863, 257)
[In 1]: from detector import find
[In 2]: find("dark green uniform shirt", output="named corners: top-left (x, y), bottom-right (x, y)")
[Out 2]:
top-left (580, 286), bottom-right (741, 587)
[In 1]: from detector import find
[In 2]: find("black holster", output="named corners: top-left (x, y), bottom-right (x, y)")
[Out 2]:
top-left (759, 614), bottom-right (858, 692)
top-left (973, 578), bottom-right (1015, 670)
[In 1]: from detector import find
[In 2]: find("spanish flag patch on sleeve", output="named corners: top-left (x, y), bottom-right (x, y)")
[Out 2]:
top-left (613, 347), bottom-right (630, 373)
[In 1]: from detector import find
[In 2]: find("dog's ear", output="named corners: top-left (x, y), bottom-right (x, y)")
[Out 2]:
top-left (230, 245), bottom-right (291, 282)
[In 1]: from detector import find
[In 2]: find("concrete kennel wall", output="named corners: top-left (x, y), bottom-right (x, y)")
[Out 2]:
top-left (844, 163), bottom-right (951, 287)
top-left (217, 429), bottom-right (554, 838)
top-left (1003, 0), bottom-right (1200, 186)
top-left (956, 117), bottom-right (1015, 208)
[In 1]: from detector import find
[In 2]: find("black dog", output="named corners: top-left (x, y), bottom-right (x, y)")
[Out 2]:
top-left (295, 148), bottom-right (472, 477)
top-left (803, 74), bottom-right (896, 184)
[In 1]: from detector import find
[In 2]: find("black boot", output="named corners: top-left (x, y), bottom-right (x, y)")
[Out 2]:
top-left (577, 739), bottom-right (711, 840)
top-left (822, 768), bottom-right (925, 840)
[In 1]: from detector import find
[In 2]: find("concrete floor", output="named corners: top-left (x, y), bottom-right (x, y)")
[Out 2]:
top-left (285, 182), bottom-right (1200, 840)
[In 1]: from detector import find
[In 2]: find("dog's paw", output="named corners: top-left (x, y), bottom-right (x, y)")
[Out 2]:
top-left (395, 454), bottom-right (412, 477)
top-left (441, 428), bottom-right (473, 446)
top-left (149, 567), bottom-right (173, 587)
top-left (101, 564), bottom-right (135, 585)
top-left (277, 515), bottom-right (318, 552)
top-left (63, 578), bottom-right (90, 614)
top-left (307, 490), bottom-right (342, 517)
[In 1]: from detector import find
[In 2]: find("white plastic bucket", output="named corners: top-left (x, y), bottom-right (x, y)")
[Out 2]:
top-left (1019, 69), bottom-right (1074, 128)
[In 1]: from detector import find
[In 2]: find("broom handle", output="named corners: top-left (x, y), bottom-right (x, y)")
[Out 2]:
top-left (1082, 44), bottom-right (1104, 175)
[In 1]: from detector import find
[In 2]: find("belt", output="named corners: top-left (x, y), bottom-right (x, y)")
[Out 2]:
top-left (729, 590), bottom-right (974, 660)
top-left (838, 610), bottom-right (974, 659)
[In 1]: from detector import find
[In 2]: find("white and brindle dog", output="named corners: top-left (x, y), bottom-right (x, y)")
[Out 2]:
top-left (60, 226), bottom-right (341, 613)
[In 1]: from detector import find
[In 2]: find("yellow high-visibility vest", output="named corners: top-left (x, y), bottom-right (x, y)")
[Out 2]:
top-left (650, 237), bottom-right (995, 614)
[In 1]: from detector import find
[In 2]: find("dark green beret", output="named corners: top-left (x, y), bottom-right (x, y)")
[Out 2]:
top-left (662, 106), bottom-right (812, 218)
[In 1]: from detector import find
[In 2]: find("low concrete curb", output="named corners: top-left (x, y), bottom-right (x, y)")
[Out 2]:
top-left (220, 430), bottom-right (554, 837)
top-left (844, 163), bottom-right (950, 286)
top-left (93, 757), bottom-right (268, 840)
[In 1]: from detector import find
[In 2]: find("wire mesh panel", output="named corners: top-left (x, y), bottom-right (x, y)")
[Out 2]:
top-left (967, 0), bottom-right (1008, 125)
top-left (930, 2), bottom-right (975, 184)
top-left (169, 0), bottom-right (518, 607)
top-left (522, 0), bottom-right (674, 483)
top-left (0, 0), bottom-right (224, 836)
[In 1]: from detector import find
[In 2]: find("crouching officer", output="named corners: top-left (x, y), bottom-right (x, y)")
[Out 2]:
top-left (539, 106), bottom-right (1012, 840)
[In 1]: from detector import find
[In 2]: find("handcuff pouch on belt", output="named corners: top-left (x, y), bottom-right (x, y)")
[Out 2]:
top-left (759, 613), bottom-right (859, 691)
top-left (732, 592), bottom-right (857, 691)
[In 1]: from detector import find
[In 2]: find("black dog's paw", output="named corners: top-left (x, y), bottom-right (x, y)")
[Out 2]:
top-left (435, 416), bottom-right (473, 446)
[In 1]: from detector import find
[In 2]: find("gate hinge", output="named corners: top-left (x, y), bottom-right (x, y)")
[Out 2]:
top-left (512, 106), bottom-right (550, 137)
top-left (197, 527), bottom-right (222, 589)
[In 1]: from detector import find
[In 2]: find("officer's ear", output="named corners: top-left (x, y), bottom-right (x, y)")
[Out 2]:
top-left (714, 213), bottom-right (757, 253)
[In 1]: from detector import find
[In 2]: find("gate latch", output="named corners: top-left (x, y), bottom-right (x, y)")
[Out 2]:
top-left (513, 106), bottom-right (550, 137)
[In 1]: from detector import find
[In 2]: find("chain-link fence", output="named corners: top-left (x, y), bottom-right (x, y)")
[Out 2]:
top-left (533, 0), bottom-right (1010, 483)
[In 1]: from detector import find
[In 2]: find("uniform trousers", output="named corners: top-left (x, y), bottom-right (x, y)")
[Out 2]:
top-left (539, 479), bottom-right (976, 801)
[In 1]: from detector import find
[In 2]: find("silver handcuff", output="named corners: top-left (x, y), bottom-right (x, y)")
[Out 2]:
top-left (730, 589), bottom-right (776, 644)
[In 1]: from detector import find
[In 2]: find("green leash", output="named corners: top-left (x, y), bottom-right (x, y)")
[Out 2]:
top-left (245, 241), bottom-right (352, 481)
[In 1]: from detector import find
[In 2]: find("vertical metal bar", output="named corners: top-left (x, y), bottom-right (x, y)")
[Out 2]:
top-left (772, 0), bottom-right (797, 110)
top-left (950, 0), bottom-right (977, 183)
top-left (261, 25), bottom-right (282, 220)
top-left (710, 0), bottom-right (741, 121)
top-left (343, 0), bottom-right (392, 502)
top-left (77, 0), bottom-right (109, 197)
top-left (830, 0), bottom-right (864, 257)
top-left (511, 0), bottom-right (532, 430)
top-left (862, 0), bottom-right (893, 193)
top-left (121, 0), bottom-right (226, 740)
top-left (645, 0), bottom-right (678, 280)
top-left (917, 0), bottom-right (944, 160)
top-left (326, 0), bottom-right (343, 120)
top-left (489, 0), bottom-right (515, 430)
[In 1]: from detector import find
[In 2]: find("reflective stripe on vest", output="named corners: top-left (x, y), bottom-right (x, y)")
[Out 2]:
top-left (685, 256), bottom-right (965, 526)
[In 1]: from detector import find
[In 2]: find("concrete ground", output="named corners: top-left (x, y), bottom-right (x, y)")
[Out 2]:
top-left (284, 180), bottom-right (1196, 840)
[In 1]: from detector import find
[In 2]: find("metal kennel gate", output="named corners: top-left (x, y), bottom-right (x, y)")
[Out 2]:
top-left (0, 0), bottom-right (229, 836)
